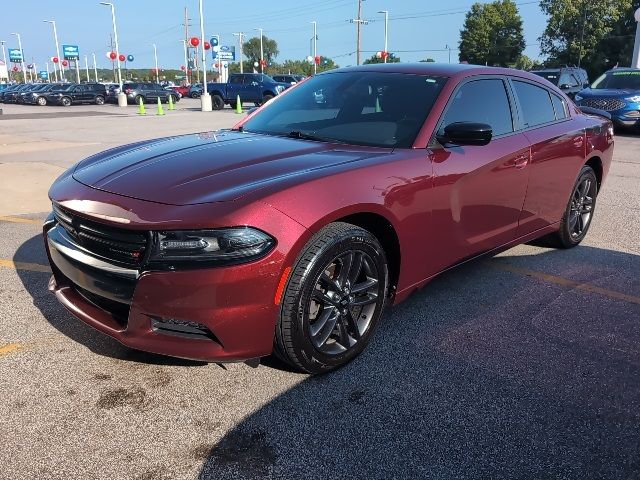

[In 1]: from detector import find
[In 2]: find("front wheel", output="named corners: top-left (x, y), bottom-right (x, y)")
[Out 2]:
top-left (36, 96), bottom-right (47, 106)
top-left (274, 222), bottom-right (388, 374)
top-left (61, 97), bottom-right (71, 107)
top-left (261, 93), bottom-right (274, 105)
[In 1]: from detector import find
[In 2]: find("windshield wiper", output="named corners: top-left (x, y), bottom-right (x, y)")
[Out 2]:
top-left (287, 130), bottom-right (345, 144)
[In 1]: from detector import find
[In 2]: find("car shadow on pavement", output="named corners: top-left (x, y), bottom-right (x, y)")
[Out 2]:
top-left (193, 244), bottom-right (640, 480)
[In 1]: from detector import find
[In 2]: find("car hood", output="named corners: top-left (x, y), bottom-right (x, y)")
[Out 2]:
top-left (578, 88), bottom-right (639, 98)
top-left (72, 131), bottom-right (387, 206)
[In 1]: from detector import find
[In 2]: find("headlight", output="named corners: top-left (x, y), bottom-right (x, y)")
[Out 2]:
top-left (625, 95), bottom-right (640, 103)
top-left (574, 94), bottom-right (583, 102)
top-left (149, 227), bottom-right (275, 267)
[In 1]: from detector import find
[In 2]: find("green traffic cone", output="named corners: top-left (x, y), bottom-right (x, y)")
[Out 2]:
top-left (137, 97), bottom-right (146, 115)
top-left (168, 94), bottom-right (175, 111)
top-left (156, 97), bottom-right (165, 116)
top-left (235, 94), bottom-right (242, 114)
top-left (375, 96), bottom-right (381, 113)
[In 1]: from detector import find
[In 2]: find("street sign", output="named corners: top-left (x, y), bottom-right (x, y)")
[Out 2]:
top-left (62, 45), bottom-right (80, 60)
top-left (39, 71), bottom-right (48, 80)
top-left (212, 45), bottom-right (235, 61)
top-left (8, 49), bottom-right (23, 62)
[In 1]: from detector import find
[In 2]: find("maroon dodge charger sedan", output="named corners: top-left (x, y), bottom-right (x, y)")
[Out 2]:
top-left (44, 64), bottom-right (613, 373)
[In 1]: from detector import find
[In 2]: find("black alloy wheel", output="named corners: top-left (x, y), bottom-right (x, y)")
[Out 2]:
top-left (275, 222), bottom-right (388, 374)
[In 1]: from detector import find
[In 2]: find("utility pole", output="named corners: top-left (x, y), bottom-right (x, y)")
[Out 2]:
top-left (350, 0), bottom-right (368, 65)
top-left (183, 7), bottom-right (192, 84)
top-left (577, 1), bottom-right (587, 68)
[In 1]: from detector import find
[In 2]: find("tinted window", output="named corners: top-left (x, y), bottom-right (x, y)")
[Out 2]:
top-left (243, 72), bottom-right (447, 148)
top-left (440, 79), bottom-right (514, 136)
top-left (550, 94), bottom-right (567, 120)
top-left (230, 75), bottom-right (243, 84)
top-left (512, 80), bottom-right (556, 127)
top-left (531, 71), bottom-right (559, 85)
top-left (592, 70), bottom-right (640, 90)
top-left (558, 73), bottom-right (579, 87)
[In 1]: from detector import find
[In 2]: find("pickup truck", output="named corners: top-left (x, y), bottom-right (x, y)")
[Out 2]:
top-left (205, 73), bottom-right (290, 110)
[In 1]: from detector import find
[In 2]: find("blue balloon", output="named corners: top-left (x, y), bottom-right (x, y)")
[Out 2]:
top-left (127, 54), bottom-right (134, 62)
top-left (210, 37), bottom-right (219, 47)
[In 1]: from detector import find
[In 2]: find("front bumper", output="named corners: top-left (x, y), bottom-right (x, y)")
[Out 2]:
top-left (43, 198), bottom-right (307, 362)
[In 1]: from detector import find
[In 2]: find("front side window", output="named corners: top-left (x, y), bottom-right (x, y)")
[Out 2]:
top-left (551, 94), bottom-right (567, 120)
top-left (242, 72), bottom-right (447, 148)
top-left (512, 80), bottom-right (556, 128)
top-left (439, 79), bottom-right (514, 136)
top-left (559, 73), bottom-right (579, 88)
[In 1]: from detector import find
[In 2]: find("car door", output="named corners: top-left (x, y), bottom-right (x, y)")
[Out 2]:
top-left (428, 77), bottom-right (531, 271)
top-left (227, 74), bottom-right (243, 100)
top-left (71, 85), bottom-right (86, 103)
top-left (510, 79), bottom-right (586, 236)
top-left (244, 74), bottom-right (262, 102)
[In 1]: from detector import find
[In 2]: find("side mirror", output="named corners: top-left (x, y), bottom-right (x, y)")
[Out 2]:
top-left (436, 122), bottom-right (492, 146)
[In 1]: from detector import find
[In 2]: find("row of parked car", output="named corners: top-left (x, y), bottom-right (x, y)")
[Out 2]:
top-left (530, 66), bottom-right (640, 129)
top-left (0, 82), bottom-right (184, 106)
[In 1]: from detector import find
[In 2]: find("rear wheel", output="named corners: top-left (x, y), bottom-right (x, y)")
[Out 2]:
top-left (274, 222), bottom-right (388, 374)
top-left (541, 165), bottom-right (598, 248)
top-left (134, 95), bottom-right (144, 106)
top-left (95, 95), bottom-right (105, 105)
top-left (61, 97), bottom-right (71, 107)
top-left (36, 96), bottom-right (47, 106)
top-left (190, 91), bottom-right (200, 99)
top-left (211, 94), bottom-right (225, 110)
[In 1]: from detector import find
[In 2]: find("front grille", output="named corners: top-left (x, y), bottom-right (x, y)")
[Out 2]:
top-left (579, 98), bottom-right (626, 112)
top-left (53, 203), bottom-right (149, 268)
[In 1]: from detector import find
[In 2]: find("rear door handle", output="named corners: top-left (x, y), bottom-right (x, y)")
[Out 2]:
top-left (514, 153), bottom-right (529, 169)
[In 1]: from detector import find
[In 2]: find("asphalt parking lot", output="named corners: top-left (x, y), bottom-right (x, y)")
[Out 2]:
top-left (1, 101), bottom-right (639, 479)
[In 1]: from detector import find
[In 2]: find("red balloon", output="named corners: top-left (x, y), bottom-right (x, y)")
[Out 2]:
top-left (61, 60), bottom-right (68, 67)
top-left (190, 37), bottom-right (200, 47)
top-left (12, 65), bottom-right (19, 72)
top-left (119, 54), bottom-right (126, 62)
top-left (52, 57), bottom-right (59, 64)
top-left (180, 65), bottom-right (186, 71)
top-left (204, 41), bottom-right (211, 50)
top-left (109, 51), bottom-right (117, 60)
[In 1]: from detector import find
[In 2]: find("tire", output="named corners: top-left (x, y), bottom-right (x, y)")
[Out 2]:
top-left (254, 101), bottom-right (261, 107)
top-left (190, 91), bottom-right (200, 99)
top-left (261, 93), bottom-right (274, 105)
top-left (61, 97), bottom-right (71, 107)
top-left (274, 222), bottom-right (388, 374)
top-left (229, 101), bottom-right (237, 110)
top-left (36, 96), bottom-right (47, 106)
top-left (134, 95), bottom-right (143, 106)
top-left (167, 95), bottom-right (176, 104)
top-left (542, 166), bottom-right (598, 249)
top-left (95, 95), bottom-right (105, 105)
top-left (211, 94), bottom-right (224, 110)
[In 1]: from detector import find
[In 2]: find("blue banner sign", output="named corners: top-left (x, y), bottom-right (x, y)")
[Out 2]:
top-left (8, 49), bottom-right (23, 62)
top-left (212, 45), bottom-right (235, 61)
top-left (62, 44), bottom-right (80, 60)
top-left (39, 71), bottom-right (49, 79)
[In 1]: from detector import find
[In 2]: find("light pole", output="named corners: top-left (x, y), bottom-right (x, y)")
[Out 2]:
top-left (632, 7), bottom-right (640, 68)
top-left (311, 21), bottom-right (317, 74)
top-left (100, 2), bottom-right (126, 107)
top-left (152, 43), bottom-right (159, 83)
top-left (46, 62), bottom-right (50, 82)
top-left (1, 40), bottom-right (8, 82)
top-left (198, 0), bottom-right (212, 111)
top-left (233, 32), bottom-right (244, 73)
top-left (10, 33), bottom-right (27, 83)
top-left (445, 44), bottom-right (452, 63)
top-left (84, 55), bottom-right (90, 82)
top-left (92, 52), bottom-right (98, 81)
top-left (378, 10), bottom-right (388, 63)
top-left (181, 40), bottom-right (189, 84)
top-left (44, 20), bottom-right (63, 81)
top-left (254, 28), bottom-right (264, 73)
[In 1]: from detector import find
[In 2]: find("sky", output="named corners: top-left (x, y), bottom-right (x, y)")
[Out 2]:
top-left (0, 0), bottom-right (547, 71)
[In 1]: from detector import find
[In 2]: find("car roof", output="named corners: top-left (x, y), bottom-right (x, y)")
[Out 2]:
top-left (320, 62), bottom-right (551, 83)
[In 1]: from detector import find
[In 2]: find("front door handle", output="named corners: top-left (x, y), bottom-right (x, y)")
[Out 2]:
top-left (573, 135), bottom-right (584, 148)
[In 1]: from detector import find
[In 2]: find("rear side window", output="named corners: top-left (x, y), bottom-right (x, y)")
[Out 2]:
top-left (550, 94), bottom-right (567, 120)
top-left (440, 79), bottom-right (514, 136)
top-left (512, 80), bottom-right (556, 128)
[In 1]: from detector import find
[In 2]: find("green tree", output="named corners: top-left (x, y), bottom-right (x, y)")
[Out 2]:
top-left (363, 53), bottom-right (400, 64)
top-left (419, 58), bottom-right (436, 62)
top-left (511, 54), bottom-right (543, 70)
top-left (539, 0), bottom-right (632, 78)
top-left (242, 36), bottom-right (279, 68)
top-left (459, 0), bottom-right (525, 66)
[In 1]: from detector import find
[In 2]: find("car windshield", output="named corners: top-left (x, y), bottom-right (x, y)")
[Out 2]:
top-left (531, 71), bottom-right (560, 85)
top-left (591, 70), bottom-right (640, 90)
top-left (241, 71), bottom-right (447, 148)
